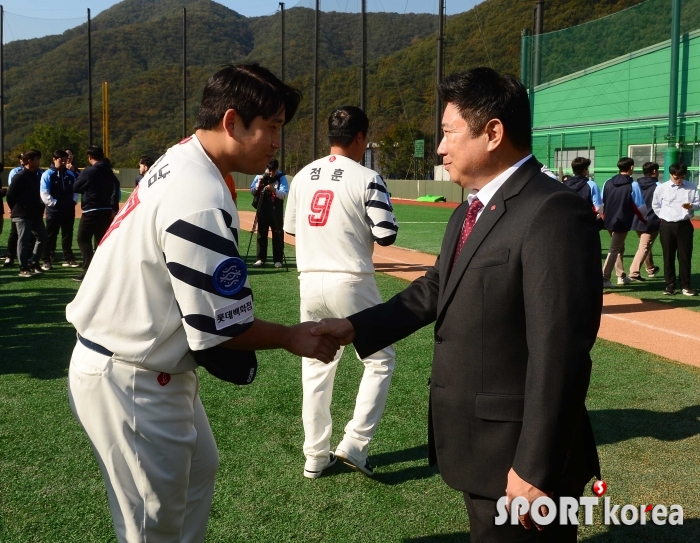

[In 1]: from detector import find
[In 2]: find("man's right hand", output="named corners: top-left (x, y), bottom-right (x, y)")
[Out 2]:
top-left (283, 321), bottom-right (341, 363)
top-left (311, 318), bottom-right (356, 346)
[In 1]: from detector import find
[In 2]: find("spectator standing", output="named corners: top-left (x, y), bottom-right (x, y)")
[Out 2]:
top-left (6, 149), bottom-right (47, 277)
top-left (564, 157), bottom-right (603, 213)
top-left (72, 145), bottom-right (120, 281)
top-left (4, 154), bottom-right (26, 267)
top-left (224, 172), bottom-right (238, 206)
top-left (601, 157), bottom-right (647, 288)
top-left (250, 158), bottom-right (288, 267)
top-left (133, 155), bottom-right (154, 187)
top-left (628, 162), bottom-right (661, 281)
top-left (40, 150), bottom-right (79, 269)
top-left (65, 149), bottom-right (80, 176)
top-left (652, 163), bottom-right (699, 296)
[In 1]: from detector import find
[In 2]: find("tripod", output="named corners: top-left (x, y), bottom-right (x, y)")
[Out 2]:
top-left (244, 194), bottom-right (290, 271)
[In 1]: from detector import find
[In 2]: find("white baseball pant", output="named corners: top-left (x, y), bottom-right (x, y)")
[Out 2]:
top-left (299, 272), bottom-right (395, 472)
top-left (68, 340), bottom-right (219, 543)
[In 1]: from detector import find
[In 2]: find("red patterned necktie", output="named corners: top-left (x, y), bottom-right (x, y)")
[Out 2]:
top-left (453, 197), bottom-right (484, 265)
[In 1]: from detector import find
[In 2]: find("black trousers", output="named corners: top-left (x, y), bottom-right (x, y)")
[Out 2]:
top-left (463, 481), bottom-right (585, 543)
top-left (659, 219), bottom-right (694, 289)
top-left (77, 210), bottom-right (113, 271)
top-left (43, 212), bottom-right (76, 263)
top-left (5, 220), bottom-right (34, 259)
top-left (13, 217), bottom-right (47, 270)
top-left (256, 203), bottom-right (284, 263)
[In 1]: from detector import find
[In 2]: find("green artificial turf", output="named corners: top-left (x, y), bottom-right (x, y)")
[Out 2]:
top-left (1, 218), bottom-right (699, 541)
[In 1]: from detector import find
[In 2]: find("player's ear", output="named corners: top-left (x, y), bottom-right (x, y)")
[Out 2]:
top-left (222, 109), bottom-right (238, 138)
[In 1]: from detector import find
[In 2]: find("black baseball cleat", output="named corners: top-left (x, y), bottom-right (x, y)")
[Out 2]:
top-left (72, 273), bottom-right (86, 282)
top-left (664, 286), bottom-right (675, 296)
top-left (334, 449), bottom-right (374, 477)
top-left (628, 274), bottom-right (645, 282)
top-left (304, 452), bottom-right (337, 479)
top-left (647, 266), bottom-right (661, 278)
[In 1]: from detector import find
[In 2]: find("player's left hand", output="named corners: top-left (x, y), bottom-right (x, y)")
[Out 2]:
top-left (285, 321), bottom-right (340, 363)
top-left (505, 468), bottom-right (553, 531)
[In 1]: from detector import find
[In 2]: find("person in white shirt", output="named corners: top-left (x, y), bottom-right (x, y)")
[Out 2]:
top-left (65, 64), bottom-right (340, 543)
top-left (284, 106), bottom-right (399, 478)
top-left (652, 162), bottom-right (700, 296)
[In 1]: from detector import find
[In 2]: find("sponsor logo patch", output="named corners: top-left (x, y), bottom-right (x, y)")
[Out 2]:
top-left (212, 257), bottom-right (247, 296)
top-left (214, 295), bottom-right (254, 330)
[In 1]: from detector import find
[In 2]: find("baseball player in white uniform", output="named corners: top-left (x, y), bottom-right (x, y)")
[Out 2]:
top-left (65, 64), bottom-right (339, 542)
top-left (284, 106), bottom-right (399, 478)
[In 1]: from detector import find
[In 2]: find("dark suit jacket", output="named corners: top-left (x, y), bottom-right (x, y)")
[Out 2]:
top-left (348, 157), bottom-right (602, 499)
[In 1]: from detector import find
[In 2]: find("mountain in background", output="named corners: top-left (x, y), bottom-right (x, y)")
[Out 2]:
top-left (3, 0), bottom-right (647, 175)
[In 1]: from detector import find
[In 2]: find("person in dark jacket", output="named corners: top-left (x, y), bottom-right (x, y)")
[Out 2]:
top-left (628, 162), bottom-right (661, 281)
top-left (40, 150), bottom-right (79, 269)
top-left (601, 157), bottom-right (647, 288)
top-left (4, 154), bottom-right (30, 267)
top-left (133, 155), bottom-right (154, 187)
top-left (72, 145), bottom-right (120, 281)
top-left (564, 156), bottom-right (602, 214)
top-left (6, 149), bottom-right (47, 277)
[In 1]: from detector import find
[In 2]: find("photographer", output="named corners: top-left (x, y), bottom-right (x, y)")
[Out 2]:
top-left (250, 158), bottom-right (288, 267)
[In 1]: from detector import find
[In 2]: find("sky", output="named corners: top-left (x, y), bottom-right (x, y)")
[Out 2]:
top-left (2, 0), bottom-right (482, 42)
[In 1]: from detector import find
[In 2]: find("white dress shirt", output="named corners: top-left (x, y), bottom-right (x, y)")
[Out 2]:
top-left (468, 154), bottom-right (533, 223)
top-left (651, 179), bottom-right (700, 222)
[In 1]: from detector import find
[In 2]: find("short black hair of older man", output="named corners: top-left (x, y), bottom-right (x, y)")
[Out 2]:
top-left (328, 106), bottom-right (369, 147)
top-left (437, 67), bottom-right (532, 151)
top-left (194, 64), bottom-right (302, 130)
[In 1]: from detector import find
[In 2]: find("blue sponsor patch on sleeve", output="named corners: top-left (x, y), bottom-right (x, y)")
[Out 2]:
top-left (212, 257), bottom-right (247, 296)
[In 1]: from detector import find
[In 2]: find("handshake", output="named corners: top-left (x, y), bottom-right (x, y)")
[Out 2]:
top-left (285, 318), bottom-right (357, 363)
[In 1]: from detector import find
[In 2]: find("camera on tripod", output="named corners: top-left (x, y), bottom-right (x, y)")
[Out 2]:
top-left (252, 172), bottom-right (276, 209)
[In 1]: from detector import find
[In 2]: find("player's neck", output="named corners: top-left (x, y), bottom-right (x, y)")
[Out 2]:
top-left (196, 129), bottom-right (235, 179)
top-left (329, 145), bottom-right (362, 163)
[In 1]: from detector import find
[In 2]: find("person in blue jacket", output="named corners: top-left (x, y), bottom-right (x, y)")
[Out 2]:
top-left (40, 150), bottom-right (79, 269)
top-left (628, 162), bottom-right (661, 281)
top-left (564, 157), bottom-right (603, 218)
top-left (601, 157), bottom-right (647, 288)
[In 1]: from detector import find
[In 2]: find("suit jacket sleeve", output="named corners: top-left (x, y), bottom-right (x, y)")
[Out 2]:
top-left (512, 190), bottom-right (602, 490)
top-left (348, 255), bottom-right (441, 359)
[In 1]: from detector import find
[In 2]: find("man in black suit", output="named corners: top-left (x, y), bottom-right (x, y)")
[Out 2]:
top-left (313, 68), bottom-right (602, 541)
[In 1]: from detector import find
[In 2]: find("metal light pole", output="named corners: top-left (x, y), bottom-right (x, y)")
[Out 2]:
top-left (312, 0), bottom-right (319, 160)
top-left (665, 0), bottom-right (681, 178)
top-left (0, 5), bottom-right (4, 170)
top-left (182, 8), bottom-right (187, 139)
top-left (88, 8), bottom-right (92, 146)
top-left (532, 0), bottom-right (544, 87)
top-left (434, 0), bottom-right (445, 168)
top-left (279, 2), bottom-right (285, 171)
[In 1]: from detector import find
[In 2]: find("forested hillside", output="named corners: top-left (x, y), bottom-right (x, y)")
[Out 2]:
top-left (3, 0), bottom-right (649, 176)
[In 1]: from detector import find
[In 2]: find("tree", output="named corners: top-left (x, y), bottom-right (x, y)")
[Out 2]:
top-left (21, 124), bottom-right (88, 168)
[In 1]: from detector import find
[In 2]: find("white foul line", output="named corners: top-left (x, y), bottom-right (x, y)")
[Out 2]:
top-left (602, 313), bottom-right (700, 343)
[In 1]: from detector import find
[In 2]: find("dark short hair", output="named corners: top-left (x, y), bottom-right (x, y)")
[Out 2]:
top-left (87, 145), bottom-right (105, 161)
top-left (52, 149), bottom-right (68, 160)
top-left (669, 163), bottom-right (688, 177)
top-left (327, 106), bottom-right (369, 147)
top-left (642, 162), bottom-right (659, 176)
top-left (65, 148), bottom-right (74, 155)
top-left (617, 157), bottom-right (634, 172)
top-left (438, 67), bottom-right (532, 151)
top-left (139, 155), bottom-right (154, 168)
top-left (23, 149), bottom-right (41, 162)
top-left (571, 156), bottom-right (591, 175)
top-left (267, 158), bottom-right (279, 171)
top-left (194, 64), bottom-right (302, 131)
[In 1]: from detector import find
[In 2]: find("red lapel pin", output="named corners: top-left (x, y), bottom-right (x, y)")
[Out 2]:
top-left (491, 205), bottom-right (496, 210)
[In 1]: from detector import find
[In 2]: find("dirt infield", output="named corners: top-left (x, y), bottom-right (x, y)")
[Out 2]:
top-left (238, 210), bottom-right (700, 368)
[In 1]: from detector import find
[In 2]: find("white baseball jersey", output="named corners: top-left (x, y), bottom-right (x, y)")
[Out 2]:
top-left (66, 135), bottom-right (254, 374)
top-left (284, 154), bottom-right (398, 273)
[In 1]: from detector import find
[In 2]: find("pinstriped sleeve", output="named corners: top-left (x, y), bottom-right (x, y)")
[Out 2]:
top-left (365, 175), bottom-right (398, 246)
top-left (162, 207), bottom-right (254, 351)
